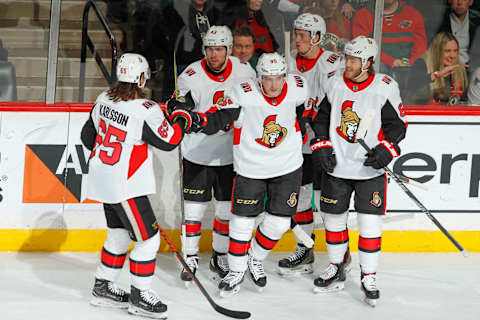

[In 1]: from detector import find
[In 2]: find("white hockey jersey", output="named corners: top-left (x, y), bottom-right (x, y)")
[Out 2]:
top-left (83, 92), bottom-right (183, 203)
top-left (314, 71), bottom-right (407, 180)
top-left (215, 74), bottom-right (309, 179)
top-left (177, 56), bottom-right (256, 166)
top-left (289, 48), bottom-right (344, 154)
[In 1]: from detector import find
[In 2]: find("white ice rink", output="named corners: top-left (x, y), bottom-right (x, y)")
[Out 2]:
top-left (1, 252), bottom-right (479, 320)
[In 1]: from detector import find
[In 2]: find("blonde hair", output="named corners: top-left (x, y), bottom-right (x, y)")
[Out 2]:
top-left (305, 1), bottom-right (347, 39)
top-left (107, 82), bottom-right (147, 102)
top-left (425, 32), bottom-right (468, 102)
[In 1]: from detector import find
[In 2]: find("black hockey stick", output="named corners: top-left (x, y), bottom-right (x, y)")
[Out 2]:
top-left (357, 109), bottom-right (468, 257)
top-left (157, 226), bottom-right (251, 319)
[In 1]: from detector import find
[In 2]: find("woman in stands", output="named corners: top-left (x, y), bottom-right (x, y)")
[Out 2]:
top-left (406, 32), bottom-right (468, 105)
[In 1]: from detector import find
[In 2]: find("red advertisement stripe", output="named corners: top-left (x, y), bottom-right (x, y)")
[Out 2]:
top-left (213, 218), bottom-right (229, 234)
top-left (325, 229), bottom-right (349, 244)
top-left (101, 248), bottom-right (126, 268)
top-left (229, 238), bottom-right (251, 256)
top-left (359, 236), bottom-right (382, 252)
top-left (127, 199), bottom-right (149, 241)
top-left (130, 259), bottom-right (156, 276)
top-left (293, 209), bottom-right (313, 224)
top-left (255, 228), bottom-right (278, 250)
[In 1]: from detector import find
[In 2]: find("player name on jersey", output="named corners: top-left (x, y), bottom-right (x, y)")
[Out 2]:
top-left (98, 104), bottom-right (130, 127)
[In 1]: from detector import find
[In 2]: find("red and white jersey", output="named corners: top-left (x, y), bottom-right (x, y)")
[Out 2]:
top-left (177, 56), bottom-right (256, 166)
top-left (318, 71), bottom-right (406, 180)
top-left (289, 48), bottom-right (344, 154)
top-left (85, 92), bottom-right (182, 203)
top-left (226, 74), bottom-right (309, 179)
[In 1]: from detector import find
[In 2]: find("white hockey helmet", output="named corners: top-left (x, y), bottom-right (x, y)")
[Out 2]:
top-left (293, 13), bottom-right (326, 46)
top-left (202, 25), bottom-right (233, 55)
top-left (116, 53), bottom-right (150, 88)
top-left (344, 36), bottom-right (378, 71)
top-left (256, 52), bottom-right (288, 77)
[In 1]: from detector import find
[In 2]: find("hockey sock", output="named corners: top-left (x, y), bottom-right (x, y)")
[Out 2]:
top-left (324, 212), bottom-right (349, 264)
top-left (228, 215), bottom-right (256, 272)
top-left (357, 213), bottom-right (382, 274)
top-left (96, 228), bottom-right (131, 282)
top-left (183, 200), bottom-right (209, 256)
top-left (251, 213), bottom-right (290, 261)
top-left (129, 232), bottom-right (160, 290)
top-left (212, 201), bottom-right (231, 254)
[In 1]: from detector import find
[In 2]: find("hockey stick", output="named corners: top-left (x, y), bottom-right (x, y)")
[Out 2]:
top-left (284, 31), bottom-right (291, 71)
top-left (357, 109), bottom-right (468, 257)
top-left (157, 226), bottom-right (251, 319)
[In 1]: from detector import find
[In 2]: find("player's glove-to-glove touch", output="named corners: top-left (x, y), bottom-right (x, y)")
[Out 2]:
top-left (363, 140), bottom-right (400, 169)
top-left (311, 137), bottom-right (336, 173)
top-left (166, 97), bottom-right (205, 133)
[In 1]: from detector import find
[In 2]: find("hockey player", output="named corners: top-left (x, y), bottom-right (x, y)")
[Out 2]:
top-left (172, 25), bottom-right (256, 285)
top-left (81, 53), bottom-right (193, 318)
top-left (171, 52), bottom-right (311, 296)
top-left (277, 12), bottom-right (347, 276)
top-left (310, 36), bottom-right (407, 307)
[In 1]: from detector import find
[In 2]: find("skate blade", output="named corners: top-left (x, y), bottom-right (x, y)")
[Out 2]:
top-left (247, 273), bottom-right (266, 293)
top-left (90, 297), bottom-right (129, 309)
top-left (364, 297), bottom-right (377, 308)
top-left (128, 305), bottom-right (168, 319)
top-left (183, 280), bottom-right (192, 288)
top-left (209, 270), bottom-right (225, 283)
top-left (277, 264), bottom-right (313, 277)
top-left (313, 281), bottom-right (345, 293)
top-left (219, 285), bottom-right (241, 298)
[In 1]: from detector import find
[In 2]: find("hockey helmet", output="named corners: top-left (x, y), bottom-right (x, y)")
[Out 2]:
top-left (344, 36), bottom-right (378, 71)
top-left (202, 25), bottom-right (233, 55)
top-left (293, 13), bottom-right (326, 46)
top-left (116, 53), bottom-right (150, 88)
top-left (256, 52), bottom-right (288, 77)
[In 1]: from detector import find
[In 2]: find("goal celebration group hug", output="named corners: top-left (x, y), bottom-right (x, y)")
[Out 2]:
top-left (81, 12), bottom-right (406, 319)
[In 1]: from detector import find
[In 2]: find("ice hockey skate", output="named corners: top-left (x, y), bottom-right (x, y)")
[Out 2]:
top-left (90, 278), bottom-right (129, 308)
top-left (247, 254), bottom-right (267, 292)
top-left (218, 270), bottom-right (245, 298)
top-left (313, 262), bottom-right (346, 293)
top-left (361, 272), bottom-right (379, 307)
top-left (343, 246), bottom-right (352, 273)
top-left (209, 250), bottom-right (229, 281)
top-left (180, 254), bottom-right (198, 288)
top-left (277, 243), bottom-right (314, 276)
top-left (128, 286), bottom-right (167, 319)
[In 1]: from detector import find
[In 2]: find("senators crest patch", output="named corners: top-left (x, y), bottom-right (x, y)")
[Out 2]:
top-left (255, 115), bottom-right (287, 148)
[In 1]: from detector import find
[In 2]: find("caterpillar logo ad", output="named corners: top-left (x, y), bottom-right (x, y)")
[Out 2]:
top-left (22, 144), bottom-right (97, 203)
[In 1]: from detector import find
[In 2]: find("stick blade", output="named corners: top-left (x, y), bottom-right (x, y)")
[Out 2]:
top-left (357, 108), bottom-right (376, 140)
top-left (214, 304), bottom-right (251, 319)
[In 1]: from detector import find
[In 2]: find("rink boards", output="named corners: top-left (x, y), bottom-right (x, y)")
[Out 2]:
top-left (0, 102), bottom-right (479, 252)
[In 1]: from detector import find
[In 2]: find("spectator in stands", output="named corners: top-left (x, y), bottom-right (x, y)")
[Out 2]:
top-left (340, 0), bottom-right (373, 19)
top-left (221, 0), bottom-right (279, 56)
top-left (305, 0), bottom-right (351, 53)
top-left (405, 32), bottom-right (468, 105)
top-left (269, 0), bottom-right (315, 27)
top-left (468, 67), bottom-right (480, 105)
top-left (232, 26), bottom-right (259, 69)
top-left (352, 0), bottom-right (427, 75)
top-left (436, 0), bottom-right (480, 68)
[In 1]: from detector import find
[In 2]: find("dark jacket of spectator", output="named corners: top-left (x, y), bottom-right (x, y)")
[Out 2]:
top-left (352, 0), bottom-right (427, 68)
top-left (436, 7), bottom-right (480, 67)
top-left (221, 0), bottom-right (279, 56)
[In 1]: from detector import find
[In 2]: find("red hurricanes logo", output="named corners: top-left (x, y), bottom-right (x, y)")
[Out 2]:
top-left (255, 115), bottom-right (287, 148)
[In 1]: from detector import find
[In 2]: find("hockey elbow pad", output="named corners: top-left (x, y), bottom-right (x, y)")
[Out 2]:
top-left (364, 140), bottom-right (400, 169)
top-left (311, 137), bottom-right (336, 173)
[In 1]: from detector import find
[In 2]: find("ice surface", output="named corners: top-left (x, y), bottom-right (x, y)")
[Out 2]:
top-left (0, 252), bottom-right (479, 320)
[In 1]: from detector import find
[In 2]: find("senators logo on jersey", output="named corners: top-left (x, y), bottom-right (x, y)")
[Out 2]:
top-left (255, 115), bottom-right (287, 148)
top-left (336, 101), bottom-right (360, 143)
top-left (370, 192), bottom-right (382, 207)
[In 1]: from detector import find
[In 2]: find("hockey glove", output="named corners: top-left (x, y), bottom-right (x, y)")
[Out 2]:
top-left (166, 97), bottom-right (195, 115)
top-left (311, 137), bottom-right (336, 173)
top-left (364, 140), bottom-right (400, 169)
top-left (170, 109), bottom-right (193, 133)
top-left (190, 112), bottom-right (206, 133)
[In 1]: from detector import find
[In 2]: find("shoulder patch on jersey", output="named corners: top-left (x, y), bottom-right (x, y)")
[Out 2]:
top-left (328, 71), bottom-right (336, 78)
top-left (142, 100), bottom-right (155, 109)
top-left (293, 75), bottom-right (304, 87)
top-left (185, 68), bottom-right (196, 76)
top-left (327, 54), bottom-right (339, 64)
top-left (382, 75), bottom-right (392, 84)
top-left (240, 82), bottom-right (252, 92)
